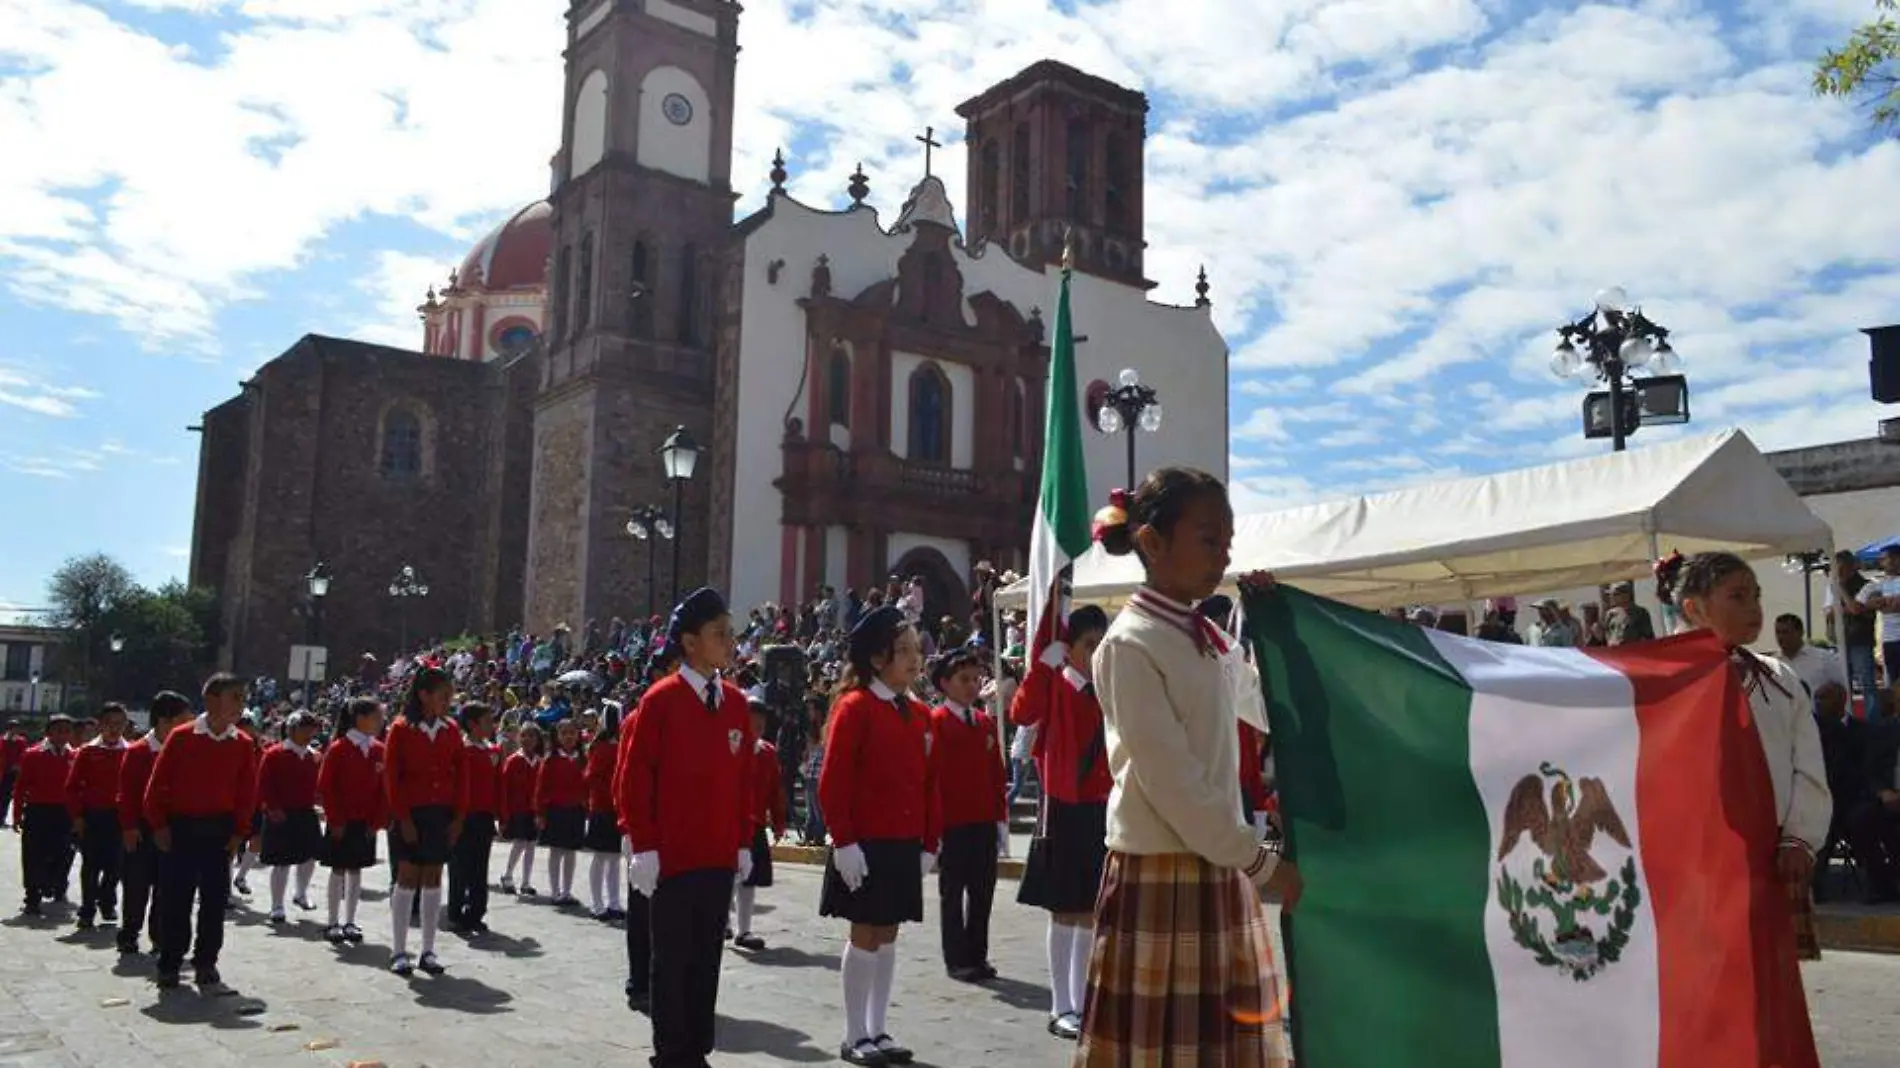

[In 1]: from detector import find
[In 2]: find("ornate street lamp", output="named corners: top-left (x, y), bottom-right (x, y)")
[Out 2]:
top-left (388, 563), bottom-right (429, 653)
top-left (1096, 368), bottom-right (1163, 489)
top-left (626, 506), bottom-right (675, 619)
top-left (108, 633), bottom-right (125, 654)
top-left (1550, 287), bottom-right (1686, 452)
top-left (301, 562), bottom-right (332, 707)
top-left (659, 427), bottom-right (702, 607)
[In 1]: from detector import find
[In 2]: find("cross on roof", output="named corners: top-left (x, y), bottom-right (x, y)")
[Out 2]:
top-left (915, 126), bottom-right (942, 177)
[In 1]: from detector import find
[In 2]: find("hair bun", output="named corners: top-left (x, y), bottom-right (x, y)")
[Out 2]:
top-left (1652, 550), bottom-right (1685, 606)
top-left (1093, 496), bottom-right (1134, 557)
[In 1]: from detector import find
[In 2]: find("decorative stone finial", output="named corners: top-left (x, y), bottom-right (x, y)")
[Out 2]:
top-left (770, 148), bottom-right (788, 195)
top-left (446, 269), bottom-right (459, 290)
top-left (811, 253), bottom-right (832, 299)
top-left (1195, 265), bottom-right (1211, 308)
top-left (848, 163), bottom-right (870, 207)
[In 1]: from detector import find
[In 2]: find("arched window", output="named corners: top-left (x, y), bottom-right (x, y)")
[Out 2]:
top-left (979, 139), bottom-right (1000, 234)
top-left (630, 239), bottom-right (652, 338)
top-left (380, 408), bottom-right (422, 480)
top-left (575, 232), bottom-right (595, 331)
top-left (550, 245), bottom-right (571, 342)
top-left (1105, 133), bottom-right (1130, 232)
top-left (827, 348), bottom-right (851, 429)
top-left (908, 364), bottom-right (950, 465)
top-left (678, 243), bottom-right (698, 345)
top-left (1011, 123), bottom-right (1031, 220)
top-left (1010, 379), bottom-right (1026, 457)
top-left (1066, 119), bottom-right (1089, 222)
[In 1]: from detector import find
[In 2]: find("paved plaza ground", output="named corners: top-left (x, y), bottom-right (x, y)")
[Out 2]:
top-left (1, 842), bottom-right (1896, 1067)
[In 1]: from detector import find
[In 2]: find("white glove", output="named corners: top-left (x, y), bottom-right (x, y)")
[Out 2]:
top-left (628, 850), bottom-right (661, 898)
top-left (921, 851), bottom-right (938, 876)
top-left (736, 847), bottom-right (754, 884)
top-left (1252, 811), bottom-right (1270, 840)
top-left (833, 842), bottom-right (868, 892)
top-left (997, 821), bottom-right (1012, 858)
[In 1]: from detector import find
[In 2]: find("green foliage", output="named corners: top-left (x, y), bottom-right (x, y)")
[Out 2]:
top-left (1497, 857), bottom-right (1642, 982)
top-left (1815, 0), bottom-right (1900, 134)
top-left (43, 554), bottom-right (219, 706)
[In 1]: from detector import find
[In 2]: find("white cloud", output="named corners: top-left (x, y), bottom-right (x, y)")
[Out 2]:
top-left (0, 366), bottom-right (101, 417)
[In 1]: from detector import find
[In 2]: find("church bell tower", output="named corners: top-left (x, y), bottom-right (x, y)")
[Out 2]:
top-left (524, 0), bottom-right (741, 631)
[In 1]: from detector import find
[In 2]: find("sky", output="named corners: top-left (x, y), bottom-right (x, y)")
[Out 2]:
top-left (1, 0), bottom-right (1897, 615)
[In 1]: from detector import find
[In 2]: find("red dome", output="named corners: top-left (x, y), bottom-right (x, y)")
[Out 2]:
top-left (458, 200), bottom-right (552, 291)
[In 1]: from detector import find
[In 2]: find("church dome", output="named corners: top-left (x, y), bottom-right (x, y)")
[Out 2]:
top-left (457, 200), bottom-right (553, 291)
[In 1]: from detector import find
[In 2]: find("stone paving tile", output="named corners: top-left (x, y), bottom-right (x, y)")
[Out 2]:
top-left (1, 839), bottom-right (1896, 1067)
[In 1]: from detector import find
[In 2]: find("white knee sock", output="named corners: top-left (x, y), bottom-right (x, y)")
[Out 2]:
top-left (504, 840), bottom-right (526, 882)
top-left (236, 849), bottom-right (257, 881)
top-left (868, 943), bottom-right (897, 1038)
top-left (327, 872), bottom-right (345, 926)
top-left (735, 885), bottom-right (756, 935)
top-left (589, 853), bottom-right (607, 912)
top-left (343, 871), bottom-right (362, 925)
top-left (520, 844), bottom-right (537, 888)
top-left (841, 945), bottom-right (877, 1045)
top-left (268, 866), bottom-right (290, 912)
top-left (605, 860), bottom-right (622, 911)
top-left (295, 861), bottom-right (316, 900)
top-left (392, 886), bottom-right (415, 955)
top-left (561, 850), bottom-right (578, 897)
top-left (1047, 920), bottom-right (1077, 1017)
top-left (419, 887), bottom-right (442, 955)
top-left (1068, 923), bottom-right (1093, 1017)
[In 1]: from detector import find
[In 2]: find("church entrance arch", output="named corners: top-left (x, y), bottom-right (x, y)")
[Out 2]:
top-left (889, 546), bottom-right (970, 637)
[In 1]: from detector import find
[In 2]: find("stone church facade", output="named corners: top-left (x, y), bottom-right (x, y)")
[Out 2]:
top-left (190, 0), bottom-right (1232, 678)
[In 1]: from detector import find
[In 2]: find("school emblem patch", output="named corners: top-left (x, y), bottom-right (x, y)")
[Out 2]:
top-left (728, 728), bottom-right (742, 755)
top-left (1495, 762), bottom-right (1642, 982)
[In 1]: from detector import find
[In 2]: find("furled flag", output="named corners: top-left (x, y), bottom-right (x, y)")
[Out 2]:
top-left (1243, 584), bottom-right (1819, 1068)
top-left (1024, 239), bottom-right (1091, 665)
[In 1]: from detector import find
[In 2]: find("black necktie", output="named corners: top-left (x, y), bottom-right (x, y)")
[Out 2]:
top-left (704, 678), bottom-right (720, 713)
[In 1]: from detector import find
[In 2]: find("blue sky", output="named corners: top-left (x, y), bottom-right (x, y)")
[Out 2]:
top-left (2, 0), bottom-right (1897, 615)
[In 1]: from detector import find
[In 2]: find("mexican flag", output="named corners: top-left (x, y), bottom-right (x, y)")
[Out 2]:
top-left (1024, 257), bottom-right (1090, 660)
top-left (1243, 585), bottom-right (1819, 1068)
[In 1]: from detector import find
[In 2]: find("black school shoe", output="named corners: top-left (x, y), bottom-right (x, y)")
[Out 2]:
top-left (1048, 1013), bottom-right (1082, 1041)
top-left (624, 983), bottom-right (649, 1013)
top-left (839, 1039), bottom-right (887, 1066)
top-left (155, 968), bottom-right (182, 990)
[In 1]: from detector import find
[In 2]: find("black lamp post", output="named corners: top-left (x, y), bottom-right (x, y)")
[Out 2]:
top-left (1096, 368), bottom-right (1163, 489)
top-left (659, 426), bottom-right (702, 608)
top-left (387, 563), bottom-right (429, 654)
top-left (302, 562), bottom-right (331, 707)
top-left (1784, 551), bottom-right (1829, 636)
top-left (1550, 287), bottom-right (1683, 452)
top-left (626, 506), bottom-right (675, 619)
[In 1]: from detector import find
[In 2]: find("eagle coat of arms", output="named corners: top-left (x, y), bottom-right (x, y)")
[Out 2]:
top-left (1495, 762), bottom-right (1643, 982)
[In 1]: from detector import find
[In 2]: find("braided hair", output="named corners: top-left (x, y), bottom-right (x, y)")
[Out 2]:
top-left (1655, 551), bottom-right (1751, 608)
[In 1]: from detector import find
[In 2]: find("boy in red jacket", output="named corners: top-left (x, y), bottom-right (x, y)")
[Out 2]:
top-left (68, 702), bottom-right (129, 929)
top-left (145, 674), bottom-right (258, 993)
top-left (929, 650), bottom-right (1008, 983)
top-left (0, 719), bottom-right (28, 828)
top-left (12, 715), bottom-right (75, 915)
top-left (618, 587), bottom-right (754, 1068)
top-left (256, 712), bottom-right (323, 924)
top-left (447, 702), bottom-right (501, 935)
top-left (117, 692), bottom-right (191, 956)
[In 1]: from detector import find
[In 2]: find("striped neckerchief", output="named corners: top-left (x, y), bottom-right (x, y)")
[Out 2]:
top-left (1127, 586), bottom-right (1231, 658)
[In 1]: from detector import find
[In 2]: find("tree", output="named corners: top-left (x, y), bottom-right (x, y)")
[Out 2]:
top-left (45, 553), bottom-right (137, 701)
top-left (1815, 0), bottom-right (1900, 135)
top-left (43, 555), bottom-right (220, 707)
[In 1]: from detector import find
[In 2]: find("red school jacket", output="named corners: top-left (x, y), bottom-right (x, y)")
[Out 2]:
top-left (66, 739), bottom-right (128, 817)
top-left (117, 734), bottom-right (163, 831)
top-left (11, 742), bottom-right (72, 825)
top-left (584, 741), bottom-right (617, 815)
top-left (931, 702), bottom-right (1007, 828)
top-left (316, 735), bottom-right (387, 827)
top-left (1009, 660), bottom-right (1111, 805)
top-left (143, 719), bottom-right (259, 837)
top-left (383, 716), bottom-right (464, 822)
top-left (256, 742), bottom-right (321, 814)
top-left (819, 685), bottom-right (941, 854)
top-left (748, 740), bottom-right (785, 839)
top-left (535, 749), bottom-right (588, 812)
top-left (460, 740), bottom-right (503, 818)
top-left (616, 671), bottom-right (754, 877)
top-left (500, 752), bottom-right (541, 823)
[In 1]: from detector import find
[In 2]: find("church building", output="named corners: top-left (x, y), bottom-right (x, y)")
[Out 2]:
top-left (190, 0), bottom-right (1230, 676)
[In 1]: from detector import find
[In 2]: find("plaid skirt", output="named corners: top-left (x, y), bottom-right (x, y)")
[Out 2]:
top-left (1075, 852), bottom-right (1287, 1068)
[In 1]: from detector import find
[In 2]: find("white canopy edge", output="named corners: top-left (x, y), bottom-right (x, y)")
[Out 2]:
top-left (995, 429), bottom-right (1832, 613)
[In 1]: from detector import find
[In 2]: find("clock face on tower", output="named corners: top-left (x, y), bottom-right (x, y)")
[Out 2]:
top-left (662, 93), bottom-right (693, 126)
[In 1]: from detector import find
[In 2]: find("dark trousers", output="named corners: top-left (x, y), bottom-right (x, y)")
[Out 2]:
top-left (119, 824), bottom-right (163, 952)
top-left (650, 867), bottom-right (734, 1067)
top-left (20, 803), bottom-right (72, 902)
top-left (447, 813), bottom-right (495, 926)
top-left (626, 885), bottom-right (652, 995)
top-left (937, 821), bottom-right (998, 970)
top-left (77, 808), bottom-right (122, 920)
top-left (156, 815), bottom-right (234, 975)
top-left (0, 770), bottom-right (16, 825)
top-left (1848, 799), bottom-right (1900, 895)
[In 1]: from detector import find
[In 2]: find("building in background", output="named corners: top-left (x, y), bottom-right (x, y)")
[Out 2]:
top-left (0, 623), bottom-right (67, 714)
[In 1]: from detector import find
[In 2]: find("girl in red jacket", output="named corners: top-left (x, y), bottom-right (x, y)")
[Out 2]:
top-left (535, 718), bottom-right (587, 906)
top-left (383, 667), bottom-right (464, 977)
top-left (818, 605), bottom-right (939, 1067)
top-left (318, 697), bottom-right (385, 946)
top-left (498, 723), bottom-right (544, 896)
top-left (732, 696), bottom-right (784, 951)
top-left (583, 712), bottom-right (624, 921)
top-left (256, 711), bottom-right (323, 924)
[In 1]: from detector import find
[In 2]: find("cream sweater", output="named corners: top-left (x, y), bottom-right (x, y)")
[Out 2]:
top-left (1093, 594), bottom-right (1270, 876)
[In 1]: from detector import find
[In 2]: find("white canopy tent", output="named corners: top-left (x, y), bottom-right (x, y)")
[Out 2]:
top-left (995, 429), bottom-right (1832, 613)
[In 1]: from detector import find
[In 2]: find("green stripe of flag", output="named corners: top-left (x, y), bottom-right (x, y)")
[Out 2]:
top-left (1039, 266), bottom-right (1091, 561)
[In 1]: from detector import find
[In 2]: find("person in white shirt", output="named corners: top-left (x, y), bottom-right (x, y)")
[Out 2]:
top-left (1773, 613), bottom-right (1848, 705)
top-left (1855, 547), bottom-right (1900, 696)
